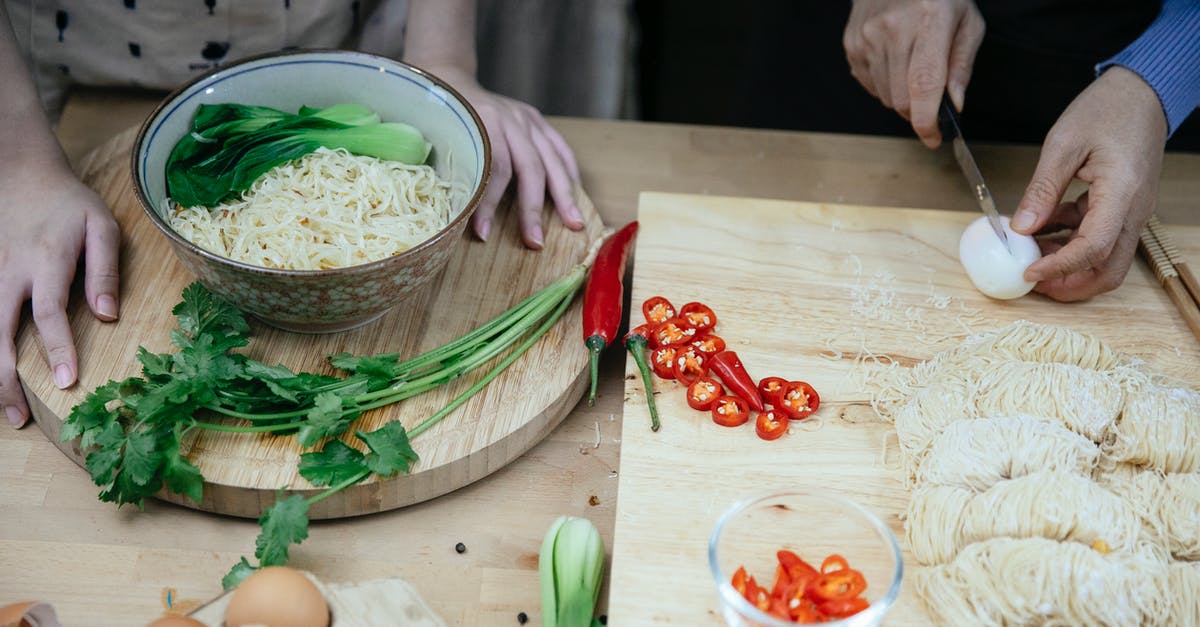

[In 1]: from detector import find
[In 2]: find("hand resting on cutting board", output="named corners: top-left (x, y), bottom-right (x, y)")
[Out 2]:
top-left (843, 0), bottom-right (1189, 301)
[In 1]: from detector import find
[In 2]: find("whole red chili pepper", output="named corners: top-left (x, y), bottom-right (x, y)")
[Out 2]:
top-left (708, 351), bottom-right (765, 412)
top-left (624, 326), bottom-right (661, 431)
top-left (582, 221), bottom-right (639, 406)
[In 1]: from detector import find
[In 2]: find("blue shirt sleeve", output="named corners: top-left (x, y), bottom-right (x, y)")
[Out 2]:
top-left (1096, 0), bottom-right (1200, 137)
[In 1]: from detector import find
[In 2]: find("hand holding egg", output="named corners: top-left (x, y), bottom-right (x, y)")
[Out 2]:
top-left (959, 215), bottom-right (1043, 300)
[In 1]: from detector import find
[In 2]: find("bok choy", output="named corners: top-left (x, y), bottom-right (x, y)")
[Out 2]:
top-left (165, 103), bottom-right (432, 208)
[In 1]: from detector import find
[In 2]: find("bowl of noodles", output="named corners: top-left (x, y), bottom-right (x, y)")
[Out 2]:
top-left (132, 49), bottom-right (490, 333)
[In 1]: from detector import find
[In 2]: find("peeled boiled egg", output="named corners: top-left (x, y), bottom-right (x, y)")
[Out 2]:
top-left (959, 215), bottom-right (1042, 300)
top-left (224, 566), bottom-right (330, 627)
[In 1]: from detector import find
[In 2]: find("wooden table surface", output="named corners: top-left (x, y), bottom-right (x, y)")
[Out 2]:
top-left (3, 89), bottom-right (1199, 626)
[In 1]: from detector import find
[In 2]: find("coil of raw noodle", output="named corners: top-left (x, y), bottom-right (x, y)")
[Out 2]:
top-left (891, 359), bottom-right (1123, 462)
top-left (1101, 466), bottom-right (1200, 560)
top-left (1104, 379), bottom-right (1200, 474)
top-left (911, 415), bottom-right (1099, 491)
top-left (878, 320), bottom-right (1132, 412)
top-left (913, 537), bottom-right (1172, 626)
top-left (905, 471), bottom-right (1142, 565)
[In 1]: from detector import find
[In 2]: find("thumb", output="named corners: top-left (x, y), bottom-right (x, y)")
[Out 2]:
top-left (1012, 137), bottom-right (1085, 235)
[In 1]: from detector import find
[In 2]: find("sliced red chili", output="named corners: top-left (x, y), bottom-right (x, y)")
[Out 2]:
top-left (672, 346), bottom-right (708, 385)
top-left (777, 550), bottom-right (820, 582)
top-left (650, 346), bottom-right (677, 380)
top-left (780, 381), bottom-right (820, 420)
top-left (744, 576), bottom-right (771, 612)
top-left (755, 409), bottom-right (789, 441)
top-left (809, 569), bottom-right (867, 602)
top-left (711, 395), bottom-right (750, 427)
top-left (690, 333), bottom-right (726, 357)
top-left (651, 316), bottom-right (698, 347)
top-left (817, 597), bottom-right (869, 619)
top-left (679, 301), bottom-right (718, 332)
top-left (758, 376), bottom-right (788, 407)
top-left (686, 377), bottom-right (723, 411)
top-left (731, 565), bottom-right (749, 597)
top-left (642, 296), bottom-right (676, 325)
top-left (821, 554), bottom-right (850, 574)
top-left (770, 563), bottom-right (791, 599)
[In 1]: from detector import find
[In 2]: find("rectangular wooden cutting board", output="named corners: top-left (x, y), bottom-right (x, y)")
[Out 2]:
top-left (607, 192), bottom-right (1200, 625)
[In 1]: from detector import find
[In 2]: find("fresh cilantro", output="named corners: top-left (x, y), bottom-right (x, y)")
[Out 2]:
top-left (359, 422), bottom-right (419, 477)
top-left (254, 494), bottom-right (310, 567)
top-left (63, 271), bottom-right (585, 590)
top-left (296, 392), bottom-right (352, 449)
top-left (222, 557), bottom-right (257, 590)
top-left (298, 439), bottom-right (367, 487)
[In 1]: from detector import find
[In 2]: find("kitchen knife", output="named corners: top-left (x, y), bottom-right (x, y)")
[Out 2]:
top-left (939, 93), bottom-right (1009, 250)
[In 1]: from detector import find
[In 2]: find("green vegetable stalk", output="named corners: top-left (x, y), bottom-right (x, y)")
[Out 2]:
top-left (540, 516), bottom-right (606, 627)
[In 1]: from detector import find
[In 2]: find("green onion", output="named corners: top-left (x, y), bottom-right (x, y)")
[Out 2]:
top-left (540, 516), bottom-right (606, 627)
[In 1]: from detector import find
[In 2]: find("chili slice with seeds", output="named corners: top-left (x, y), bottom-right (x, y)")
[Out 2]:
top-left (651, 316), bottom-right (697, 347)
top-left (690, 333), bottom-right (726, 357)
top-left (755, 409), bottom-right (789, 441)
top-left (686, 377), bottom-right (723, 411)
top-left (758, 376), bottom-right (788, 407)
top-left (679, 301), bottom-right (718, 332)
top-left (711, 395), bottom-right (750, 427)
top-left (780, 381), bottom-right (820, 420)
top-left (672, 345), bottom-right (708, 385)
top-left (642, 296), bottom-right (676, 325)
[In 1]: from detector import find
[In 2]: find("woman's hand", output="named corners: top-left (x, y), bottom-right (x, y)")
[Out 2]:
top-left (0, 160), bottom-right (120, 427)
top-left (1011, 67), bottom-right (1168, 301)
top-left (844, 0), bottom-right (986, 147)
top-left (426, 65), bottom-right (584, 249)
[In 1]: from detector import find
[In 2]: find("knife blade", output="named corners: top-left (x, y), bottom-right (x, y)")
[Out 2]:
top-left (939, 93), bottom-right (1009, 251)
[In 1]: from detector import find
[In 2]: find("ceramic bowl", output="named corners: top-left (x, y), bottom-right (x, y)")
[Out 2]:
top-left (132, 50), bottom-right (490, 333)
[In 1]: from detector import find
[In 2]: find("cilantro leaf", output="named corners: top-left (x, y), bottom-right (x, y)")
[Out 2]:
top-left (254, 494), bottom-right (310, 566)
top-left (328, 352), bottom-right (400, 389)
top-left (122, 429), bottom-right (164, 487)
top-left (298, 439), bottom-right (367, 487)
top-left (84, 421), bottom-right (126, 486)
top-left (173, 282), bottom-right (250, 342)
top-left (61, 379), bottom-right (126, 443)
top-left (357, 422), bottom-right (418, 477)
top-left (222, 557), bottom-right (257, 590)
top-left (137, 347), bottom-right (174, 380)
top-left (162, 431), bottom-right (204, 504)
top-left (296, 392), bottom-right (351, 449)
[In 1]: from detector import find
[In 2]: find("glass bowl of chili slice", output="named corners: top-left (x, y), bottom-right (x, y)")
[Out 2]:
top-left (708, 491), bottom-right (903, 626)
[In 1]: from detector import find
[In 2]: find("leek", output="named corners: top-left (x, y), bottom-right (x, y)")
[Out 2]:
top-left (165, 103), bottom-right (432, 208)
top-left (540, 516), bottom-right (606, 627)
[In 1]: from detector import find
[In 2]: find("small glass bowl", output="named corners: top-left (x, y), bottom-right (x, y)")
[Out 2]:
top-left (708, 491), bottom-right (903, 627)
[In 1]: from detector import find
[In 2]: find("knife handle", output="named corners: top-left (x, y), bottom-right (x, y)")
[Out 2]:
top-left (937, 92), bottom-right (958, 142)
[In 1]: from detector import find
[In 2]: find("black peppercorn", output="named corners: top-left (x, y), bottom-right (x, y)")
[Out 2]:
top-left (517, 611), bottom-right (528, 624)
top-left (454, 542), bottom-right (466, 554)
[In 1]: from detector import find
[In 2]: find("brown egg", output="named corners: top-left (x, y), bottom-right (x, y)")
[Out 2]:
top-left (145, 615), bottom-right (207, 627)
top-left (0, 602), bottom-right (34, 627)
top-left (224, 567), bottom-right (330, 627)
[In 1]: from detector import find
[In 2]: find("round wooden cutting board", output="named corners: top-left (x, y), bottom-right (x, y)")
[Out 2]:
top-left (16, 126), bottom-right (605, 519)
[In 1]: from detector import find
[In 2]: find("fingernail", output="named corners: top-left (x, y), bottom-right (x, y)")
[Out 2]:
top-left (478, 219), bottom-right (491, 242)
top-left (96, 294), bottom-right (118, 319)
top-left (1012, 209), bottom-right (1037, 232)
top-left (6, 406), bottom-right (25, 428)
top-left (531, 225), bottom-right (544, 248)
top-left (54, 364), bottom-right (74, 389)
top-left (568, 205), bottom-right (585, 227)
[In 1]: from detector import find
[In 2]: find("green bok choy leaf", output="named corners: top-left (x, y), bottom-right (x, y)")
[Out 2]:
top-left (165, 103), bottom-right (432, 208)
